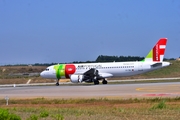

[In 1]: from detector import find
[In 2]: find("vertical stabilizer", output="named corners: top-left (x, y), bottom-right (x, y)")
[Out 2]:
top-left (143, 38), bottom-right (167, 62)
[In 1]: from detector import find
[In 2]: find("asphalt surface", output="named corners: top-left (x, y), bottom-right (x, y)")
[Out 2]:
top-left (0, 82), bottom-right (180, 99)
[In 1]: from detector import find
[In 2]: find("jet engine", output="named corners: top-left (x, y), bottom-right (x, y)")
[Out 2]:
top-left (70, 75), bottom-right (84, 83)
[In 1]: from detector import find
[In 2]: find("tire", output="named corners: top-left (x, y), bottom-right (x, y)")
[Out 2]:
top-left (102, 80), bottom-right (107, 84)
top-left (94, 80), bottom-right (99, 85)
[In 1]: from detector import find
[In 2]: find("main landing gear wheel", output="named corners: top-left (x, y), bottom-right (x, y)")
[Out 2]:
top-left (102, 79), bottom-right (108, 84)
top-left (94, 80), bottom-right (99, 85)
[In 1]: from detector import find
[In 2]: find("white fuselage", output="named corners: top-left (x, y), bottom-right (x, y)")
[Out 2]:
top-left (73, 61), bottom-right (170, 77)
top-left (40, 61), bottom-right (170, 82)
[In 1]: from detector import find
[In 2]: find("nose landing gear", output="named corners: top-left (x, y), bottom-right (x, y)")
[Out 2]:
top-left (56, 79), bottom-right (60, 86)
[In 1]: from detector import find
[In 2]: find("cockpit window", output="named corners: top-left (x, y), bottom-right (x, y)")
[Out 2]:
top-left (45, 68), bottom-right (49, 71)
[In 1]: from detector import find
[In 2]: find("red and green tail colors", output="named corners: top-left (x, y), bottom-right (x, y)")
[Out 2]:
top-left (143, 38), bottom-right (167, 62)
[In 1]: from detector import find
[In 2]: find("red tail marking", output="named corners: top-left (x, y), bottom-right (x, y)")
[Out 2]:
top-left (153, 38), bottom-right (167, 62)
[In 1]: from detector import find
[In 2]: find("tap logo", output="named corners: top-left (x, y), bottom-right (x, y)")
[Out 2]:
top-left (156, 44), bottom-right (159, 61)
top-left (153, 38), bottom-right (167, 62)
top-left (54, 64), bottom-right (76, 79)
top-left (65, 64), bottom-right (76, 78)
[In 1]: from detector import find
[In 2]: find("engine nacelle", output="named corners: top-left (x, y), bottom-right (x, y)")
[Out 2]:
top-left (70, 75), bottom-right (84, 83)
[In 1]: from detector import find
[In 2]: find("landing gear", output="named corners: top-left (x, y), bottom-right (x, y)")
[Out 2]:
top-left (102, 79), bottom-right (108, 84)
top-left (94, 79), bottom-right (99, 85)
top-left (93, 79), bottom-right (107, 85)
top-left (56, 82), bottom-right (59, 86)
top-left (56, 79), bottom-right (60, 86)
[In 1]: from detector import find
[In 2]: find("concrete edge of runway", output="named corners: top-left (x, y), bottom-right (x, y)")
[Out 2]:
top-left (1, 77), bottom-right (180, 87)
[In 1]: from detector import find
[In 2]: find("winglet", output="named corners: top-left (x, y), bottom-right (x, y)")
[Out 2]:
top-left (142, 38), bottom-right (167, 62)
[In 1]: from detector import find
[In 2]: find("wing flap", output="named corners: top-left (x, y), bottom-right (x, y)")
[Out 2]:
top-left (99, 73), bottom-right (113, 78)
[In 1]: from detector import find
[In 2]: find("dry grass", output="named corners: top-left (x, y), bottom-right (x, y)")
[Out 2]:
top-left (0, 66), bottom-right (45, 73)
top-left (1, 98), bottom-right (180, 120)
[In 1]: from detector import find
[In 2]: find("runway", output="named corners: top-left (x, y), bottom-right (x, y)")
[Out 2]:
top-left (0, 82), bottom-right (180, 99)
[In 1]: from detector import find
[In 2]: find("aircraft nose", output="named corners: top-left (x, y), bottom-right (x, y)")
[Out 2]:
top-left (40, 71), bottom-right (45, 78)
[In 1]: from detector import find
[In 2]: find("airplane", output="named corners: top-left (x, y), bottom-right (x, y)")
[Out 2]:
top-left (40, 38), bottom-right (170, 86)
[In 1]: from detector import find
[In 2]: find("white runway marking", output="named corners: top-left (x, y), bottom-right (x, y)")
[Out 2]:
top-left (26, 79), bottom-right (31, 84)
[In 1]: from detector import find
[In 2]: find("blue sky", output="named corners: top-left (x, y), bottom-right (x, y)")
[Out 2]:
top-left (0, 0), bottom-right (180, 64)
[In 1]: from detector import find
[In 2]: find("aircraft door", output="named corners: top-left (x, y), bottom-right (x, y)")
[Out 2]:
top-left (138, 62), bottom-right (143, 71)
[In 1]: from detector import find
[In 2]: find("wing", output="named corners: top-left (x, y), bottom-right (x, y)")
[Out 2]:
top-left (83, 68), bottom-right (98, 80)
top-left (83, 68), bottom-right (113, 80)
top-left (71, 68), bottom-right (113, 84)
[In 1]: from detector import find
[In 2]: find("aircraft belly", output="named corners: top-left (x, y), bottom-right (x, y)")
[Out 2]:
top-left (98, 69), bottom-right (134, 77)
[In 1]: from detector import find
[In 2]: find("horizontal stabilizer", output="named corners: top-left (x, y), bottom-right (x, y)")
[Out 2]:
top-left (151, 63), bottom-right (162, 67)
